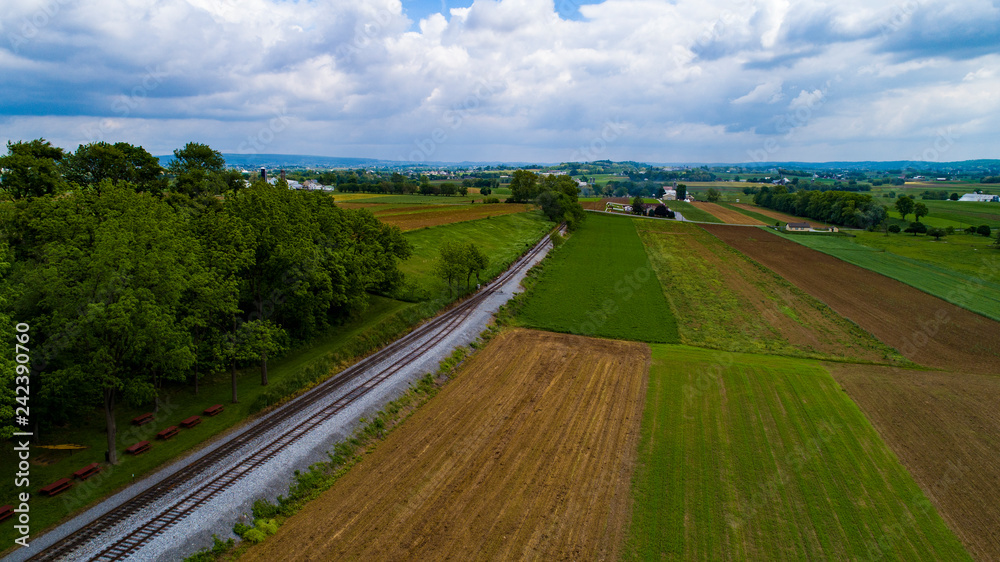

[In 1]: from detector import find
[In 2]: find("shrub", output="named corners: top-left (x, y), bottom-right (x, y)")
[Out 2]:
top-left (945, 226), bottom-right (955, 235)
top-left (888, 224), bottom-right (901, 234)
top-left (904, 222), bottom-right (927, 235)
top-left (243, 528), bottom-right (267, 543)
top-left (550, 231), bottom-right (565, 247)
top-left (978, 224), bottom-right (992, 237)
top-left (484, 196), bottom-right (501, 204)
top-left (927, 227), bottom-right (946, 240)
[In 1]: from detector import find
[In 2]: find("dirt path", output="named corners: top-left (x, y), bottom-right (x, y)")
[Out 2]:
top-left (244, 329), bottom-right (649, 561)
top-left (702, 225), bottom-right (1000, 374)
top-left (829, 363), bottom-right (1000, 560)
top-left (690, 201), bottom-right (765, 224)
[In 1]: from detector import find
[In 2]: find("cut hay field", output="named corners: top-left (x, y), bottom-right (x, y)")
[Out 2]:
top-left (626, 345), bottom-right (970, 561)
top-left (773, 230), bottom-right (1000, 322)
top-left (244, 329), bottom-right (649, 561)
top-left (829, 363), bottom-right (1000, 560)
top-left (516, 212), bottom-right (679, 342)
top-left (703, 225), bottom-right (1000, 374)
top-left (690, 201), bottom-right (765, 224)
top-left (338, 202), bottom-right (532, 230)
top-left (634, 219), bottom-right (902, 363)
top-left (732, 203), bottom-right (832, 227)
top-left (395, 212), bottom-right (552, 301)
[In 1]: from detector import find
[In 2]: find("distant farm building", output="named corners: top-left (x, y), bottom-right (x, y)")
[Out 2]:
top-left (785, 222), bottom-right (811, 232)
top-left (958, 193), bottom-right (999, 202)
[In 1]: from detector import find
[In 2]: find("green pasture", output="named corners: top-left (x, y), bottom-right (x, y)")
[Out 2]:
top-left (394, 212), bottom-right (552, 301)
top-left (515, 212), bottom-right (678, 343)
top-left (626, 345), bottom-right (970, 561)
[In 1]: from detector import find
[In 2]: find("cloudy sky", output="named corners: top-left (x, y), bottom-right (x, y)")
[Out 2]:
top-left (1, 0), bottom-right (998, 164)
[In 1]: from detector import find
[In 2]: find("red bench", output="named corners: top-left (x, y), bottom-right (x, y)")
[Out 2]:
top-left (40, 478), bottom-right (73, 497)
top-left (180, 415), bottom-right (201, 428)
top-left (0, 505), bottom-right (12, 523)
top-left (156, 426), bottom-right (179, 440)
top-left (126, 441), bottom-right (151, 455)
top-left (73, 463), bottom-right (101, 481)
top-left (132, 413), bottom-right (155, 426)
top-left (203, 404), bottom-right (224, 417)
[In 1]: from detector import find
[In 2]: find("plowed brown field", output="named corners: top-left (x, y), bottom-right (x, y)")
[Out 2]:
top-left (244, 329), bottom-right (649, 561)
top-left (829, 363), bottom-right (1000, 560)
top-left (337, 202), bottom-right (531, 230)
top-left (732, 203), bottom-right (831, 227)
top-left (690, 201), bottom-right (765, 224)
top-left (703, 225), bottom-right (1000, 373)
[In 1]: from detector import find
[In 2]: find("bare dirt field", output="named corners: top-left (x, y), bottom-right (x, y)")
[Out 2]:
top-left (338, 202), bottom-right (532, 230)
top-left (244, 329), bottom-right (649, 561)
top-left (690, 201), bottom-right (765, 224)
top-left (702, 225), bottom-right (1000, 374)
top-left (731, 203), bottom-right (831, 227)
top-left (828, 363), bottom-right (1000, 560)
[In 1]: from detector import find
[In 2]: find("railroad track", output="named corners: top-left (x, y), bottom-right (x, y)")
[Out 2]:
top-left (28, 227), bottom-right (559, 562)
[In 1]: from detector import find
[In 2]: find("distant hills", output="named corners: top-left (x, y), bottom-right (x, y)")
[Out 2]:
top-left (156, 153), bottom-right (1000, 173)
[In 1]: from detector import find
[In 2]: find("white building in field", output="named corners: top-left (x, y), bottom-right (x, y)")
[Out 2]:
top-left (958, 193), bottom-right (999, 202)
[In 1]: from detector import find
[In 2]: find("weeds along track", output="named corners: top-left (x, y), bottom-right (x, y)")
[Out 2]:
top-left (28, 227), bottom-right (559, 562)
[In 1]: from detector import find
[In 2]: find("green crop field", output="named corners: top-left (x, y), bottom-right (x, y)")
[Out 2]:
top-left (625, 345), bottom-right (970, 561)
top-left (666, 200), bottom-right (723, 223)
top-left (395, 211), bottom-right (553, 301)
top-left (515, 212), bottom-right (678, 342)
top-left (634, 219), bottom-right (902, 362)
top-left (775, 229), bottom-right (1000, 322)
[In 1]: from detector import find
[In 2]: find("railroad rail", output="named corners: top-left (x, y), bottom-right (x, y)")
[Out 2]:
top-left (27, 226), bottom-right (559, 562)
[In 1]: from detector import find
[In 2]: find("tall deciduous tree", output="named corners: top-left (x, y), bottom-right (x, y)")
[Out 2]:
top-left (0, 139), bottom-right (66, 199)
top-left (914, 202), bottom-right (929, 222)
top-left (509, 170), bottom-right (539, 202)
top-left (895, 195), bottom-right (915, 222)
top-left (13, 183), bottom-right (197, 463)
top-left (63, 142), bottom-right (166, 194)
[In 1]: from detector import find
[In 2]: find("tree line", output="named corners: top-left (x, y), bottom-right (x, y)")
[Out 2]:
top-left (753, 185), bottom-right (887, 229)
top-left (1, 139), bottom-right (411, 462)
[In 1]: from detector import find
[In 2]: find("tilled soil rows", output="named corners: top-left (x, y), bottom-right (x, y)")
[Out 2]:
top-left (829, 363), bottom-right (1000, 560)
top-left (690, 201), bottom-right (765, 224)
top-left (703, 225), bottom-right (1000, 373)
top-left (245, 329), bottom-right (649, 561)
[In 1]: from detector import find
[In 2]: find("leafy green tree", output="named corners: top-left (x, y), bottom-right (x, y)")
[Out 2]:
top-left (895, 195), bottom-right (915, 222)
top-left (509, 170), bottom-right (539, 202)
top-left (706, 188), bottom-right (721, 202)
top-left (13, 183), bottom-right (197, 462)
top-left (0, 139), bottom-right (66, 199)
top-left (676, 184), bottom-right (687, 201)
top-left (237, 319), bottom-right (286, 386)
top-left (0, 241), bottom-right (15, 440)
top-left (927, 227), bottom-right (946, 240)
top-left (463, 243), bottom-right (489, 287)
top-left (435, 240), bottom-right (465, 291)
top-left (419, 175), bottom-right (434, 195)
top-left (63, 142), bottom-right (165, 194)
top-left (631, 195), bottom-right (645, 215)
top-left (978, 224), bottom-right (992, 237)
top-left (950, 192), bottom-right (959, 201)
top-left (905, 221), bottom-right (927, 236)
top-left (914, 202), bottom-right (929, 222)
top-left (888, 224), bottom-right (901, 234)
top-left (169, 142), bottom-right (225, 175)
